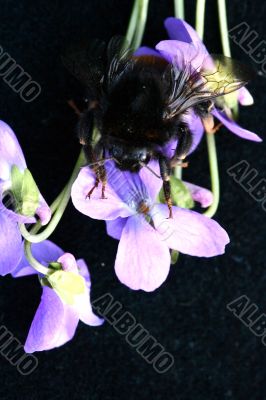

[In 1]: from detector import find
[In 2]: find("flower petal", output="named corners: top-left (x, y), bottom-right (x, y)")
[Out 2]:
top-left (212, 108), bottom-right (262, 142)
top-left (135, 47), bottom-right (161, 57)
top-left (12, 240), bottom-right (64, 277)
top-left (184, 110), bottom-right (204, 153)
top-left (164, 17), bottom-right (192, 43)
top-left (75, 259), bottom-right (104, 326)
top-left (139, 160), bottom-right (162, 201)
top-left (76, 288), bottom-right (104, 326)
top-left (115, 215), bottom-right (171, 292)
top-left (58, 253), bottom-right (79, 273)
top-left (35, 194), bottom-right (52, 225)
top-left (0, 211), bottom-right (23, 275)
top-left (0, 121), bottom-right (26, 181)
top-left (183, 181), bottom-right (213, 208)
top-left (152, 204), bottom-right (230, 257)
top-left (157, 112), bottom-right (204, 157)
top-left (157, 138), bottom-right (177, 159)
top-left (156, 40), bottom-right (211, 71)
top-left (106, 161), bottom-right (153, 211)
top-left (24, 287), bottom-right (79, 353)
top-left (76, 259), bottom-right (90, 284)
top-left (238, 87), bottom-right (254, 106)
top-left (106, 217), bottom-right (127, 240)
top-left (71, 166), bottom-right (133, 220)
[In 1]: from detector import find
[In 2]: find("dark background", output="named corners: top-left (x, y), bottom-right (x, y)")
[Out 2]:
top-left (0, 0), bottom-right (265, 399)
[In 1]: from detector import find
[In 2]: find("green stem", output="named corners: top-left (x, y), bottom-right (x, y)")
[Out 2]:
top-left (131, 0), bottom-right (150, 51)
top-left (24, 240), bottom-right (49, 275)
top-left (195, 0), bottom-right (206, 40)
top-left (195, 0), bottom-right (220, 218)
top-left (124, 0), bottom-right (139, 47)
top-left (174, 165), bottom-right (182, 180)
top-left (29, 188), bottom-right (64, 235)
top-left (20, 149), bottom-right (85, 243)
top-left (203, 133), bottom-right (220, 218)
top-left (217, 0), bottom-right (231, 57)
top-left (217, 0), bottom-right (238, 117)
top-left (174, 0), bottom-right (185, 19)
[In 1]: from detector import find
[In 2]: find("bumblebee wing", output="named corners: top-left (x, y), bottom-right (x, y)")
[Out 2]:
top-left (61, 39), bottom-right (107, 97)
top-left (62, 36), bottom-right (134, 94)
top-left (164, 54), bottom-right (254, 118)
top-left (105, 36), bottom-right (135, 89)
top-left (202, 54), bottom-right (255, 94)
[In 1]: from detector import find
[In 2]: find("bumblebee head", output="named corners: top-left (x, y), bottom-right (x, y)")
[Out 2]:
top-left (110, 144), bottom-right (150, 171)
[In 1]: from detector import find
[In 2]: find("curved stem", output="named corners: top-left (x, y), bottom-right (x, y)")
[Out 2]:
top-left (195, 0), bottom-right (220, 218)
top-left (217, 0), bottom-right (231, 57)
top-left (217, 0), bottom-right (238, 116)
top-left (203, 133), bottom-right (220, 218)
top-left (20, 150), bottom-right (85, 243)
top-left (174, 165), bottom-right (182, 180)
top-left (24, 240), bottom-right (49, 275)
top-left (29, 188), bottom-right (65, 235)
top-left (131, 0), bottom-right (150, 51)
top-left (195, 0), bottom-right (206, 40)
top-left (174, 0), bottom-right (185, 19)
top-left (125, 0), bottom-right (139, 47)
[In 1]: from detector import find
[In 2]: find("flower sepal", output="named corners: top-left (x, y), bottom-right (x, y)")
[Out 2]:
top-left (46, 269), bottom-right (86, 306)
top-left (159, 176), bottom-right (194, 209)
top-left (10, 165), bottom-right (40, 217)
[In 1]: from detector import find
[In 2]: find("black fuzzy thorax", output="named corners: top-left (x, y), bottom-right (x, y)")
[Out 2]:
top-left (101, 56), bottom-right (175, 149)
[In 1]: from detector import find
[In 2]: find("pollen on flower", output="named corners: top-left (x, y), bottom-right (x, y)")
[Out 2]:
top-left (137, 200), bottom-right (150, 215)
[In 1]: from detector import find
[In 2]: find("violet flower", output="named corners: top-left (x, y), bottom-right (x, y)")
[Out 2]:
top-left (71, 161), bottom-right (229, 292)
top-left (137, 17), bottom-right (262, 143)
top-left (183, 181), bottom-right (213, 208)
top-left (13, 240), bottom-right (103, 353)
top-left (0, 121), bottom-right (51, 275)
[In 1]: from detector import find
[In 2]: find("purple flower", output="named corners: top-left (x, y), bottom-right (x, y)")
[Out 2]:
top-left (0, 121), bottom-right (51, 275)
top-left (13, 240), bottom-right (103, 353)
top-left (183, 181), bottom-right (213, 208)
top-left (137, 17), bottom-right (262, 143)
top-left (71, 162), bottom-right (229, 292)
top-left (156, 109), bottom-right (204, 158)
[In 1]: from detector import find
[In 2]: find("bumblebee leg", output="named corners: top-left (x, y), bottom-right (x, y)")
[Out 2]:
top-left (99, 164), bottom-right (107, 199)
top-left (93, 147), bottom-right (107, 199)
top-left (85, 151), bottom-right (108, 199)
top-left (77, 109), bottom-right (108, 199)
top-left (67, 99), bottom-right (82, 116)
top-left (159, 157), bottom-right (173, 219)
top-left (86, 176), bottom-right (100, 199)
top-left (202, 115), bottom-right (222, 134)
top-left (170, 123), bottom-right (193, 168)
top-left (85, 161), bottom-right (107, 199)
top-left (77, 110), bottom-right (94, 149)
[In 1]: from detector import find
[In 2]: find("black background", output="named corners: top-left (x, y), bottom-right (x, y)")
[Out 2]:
top-left (0, 0), bottom-right (265, 399)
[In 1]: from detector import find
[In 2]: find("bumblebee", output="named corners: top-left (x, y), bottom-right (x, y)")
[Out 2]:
top-left (63, 37), bottom-right (252, 217)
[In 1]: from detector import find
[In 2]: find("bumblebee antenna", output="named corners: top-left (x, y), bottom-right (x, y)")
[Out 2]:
top-left (67, 99), bottom-right (82, 116)
top-left (87, 157), bottom-right (114, 167)
top-left (139, 162), bottom-right (161, 179)
top-left (86, 157), bottom-right (122, 168)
